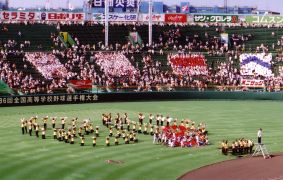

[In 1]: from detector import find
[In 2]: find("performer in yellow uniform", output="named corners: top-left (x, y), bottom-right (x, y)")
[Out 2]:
top-left (80, 135), bottom-right (85, 146)
top-left (114, 136), bottom-right (119, 145)
top-left (70, 135), bottom-right (74, 144)
top-left (106, 137), bottom-right (110, 146)
top-left (93, 136), bottom-right (96, 147)
top-left (51, 117), bottom-right (56, 129)
top-left (53, 129), bottom-right (57, 139)
top-left (95, 126), bottom-right (99, 137)
top-left (35, 125), bottom-right (39, 138)
top-left (20, 118), bottom-right (25, 134)
top-left (41, 127), bottom-right (46, 139)
top-left (109, 127), bottom-right (113, 137)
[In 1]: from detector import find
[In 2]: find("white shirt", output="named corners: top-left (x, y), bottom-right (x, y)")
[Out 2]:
top-left (257, 130), bottom-right (262, 137)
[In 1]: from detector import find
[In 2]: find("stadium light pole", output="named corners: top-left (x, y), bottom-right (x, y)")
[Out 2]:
top-left (105, 0), bottom-right (109, 48)
top-left (148, 0), bottom-right (153, 46)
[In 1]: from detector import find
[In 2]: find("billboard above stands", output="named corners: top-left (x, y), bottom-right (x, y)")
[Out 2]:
top-left (164, 14), bottom-right (187, 23)
top-left (140, 14), bottom-right (164, 22)
top-left (91, 0), bottom-right (137, 8)
top-left (0, 11), bottom-right (85, 22)
top-left (0, 11), bottom-right (39, 21)
top-left (245, 15), bottom-right (283, 24)
top-left (44, 12), bottom-right (85, 21)
top-left (193, 14), bottom-right (239, 23)
top-left (93, 13), bottom-right (137, 22)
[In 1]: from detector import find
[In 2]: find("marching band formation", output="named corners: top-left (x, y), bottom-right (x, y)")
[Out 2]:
top-left (20, 113), bottom-right (209, 148)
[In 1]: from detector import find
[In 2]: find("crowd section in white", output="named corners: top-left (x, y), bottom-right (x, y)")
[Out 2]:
top-left (240, 53), bottom-right (274, 77)
top-left (94, 52), bottom-right (139, 78)
top-left (25, 53), bottom-right (69, 80)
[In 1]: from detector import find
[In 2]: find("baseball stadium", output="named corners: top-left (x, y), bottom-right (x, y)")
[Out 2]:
top-left (1, 0), bottom-right (283, 180)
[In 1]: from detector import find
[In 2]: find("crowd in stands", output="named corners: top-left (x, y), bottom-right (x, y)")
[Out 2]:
top-left (2, 21), bottom-right (283, 94)
top-left (168, 53), bottom-right (208, 76)
top-left (0, 54), bottom-right (31, 94)
top-left (25, 53), bottom-right (69, 80)
top-left (240, 53), bottom-right (273, 77)
top-left (94, 52), bottom-right (139, 78)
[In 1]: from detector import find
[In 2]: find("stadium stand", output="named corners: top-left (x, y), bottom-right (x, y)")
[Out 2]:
top-left (1, 22), bottom-right (283, 94)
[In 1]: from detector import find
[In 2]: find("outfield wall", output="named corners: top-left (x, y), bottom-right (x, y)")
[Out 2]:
top-left (1, 91), bottom-right (283, 106)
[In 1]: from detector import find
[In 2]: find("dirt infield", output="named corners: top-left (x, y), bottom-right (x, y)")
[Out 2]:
top-left (179, 154), bottom-right (283, 180)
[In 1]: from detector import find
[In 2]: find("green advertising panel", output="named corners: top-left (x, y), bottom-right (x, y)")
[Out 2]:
top-left (194, 15), bottom-right (238, 23)
top-left (245, 15), bottom-right (283, 24)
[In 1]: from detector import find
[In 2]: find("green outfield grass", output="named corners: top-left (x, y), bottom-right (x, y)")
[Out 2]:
top-left (0, 100), bottom-right (283, 180)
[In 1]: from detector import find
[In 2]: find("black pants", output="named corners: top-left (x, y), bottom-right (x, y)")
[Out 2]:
top-left (44, 123), bottom-right (47, 130)
top-left (29, 129), bottom-right (32, 136)
top-left (52, 124), bottom-right (55, 128)
top-left (36, 131), bottom-right (39, 137)
top-left (62, 124), bottom-right (65, 129)
top-left (22, 127), bottom-right (25, 134)
top-left (258, 137), bottom-right (261, 144)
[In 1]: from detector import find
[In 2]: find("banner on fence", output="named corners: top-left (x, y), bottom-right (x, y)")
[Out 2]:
top-left (0, 11), bottom-right (38, 21)
top-left (0, 94), bottom-right (98, 106)
top-left (93, 13), bottom-right (137, 21)
top-left (193, 14), bottom-right (239, 23)
top-left (140, 14), bottom-right (164, 22)
top-left (245, 15), bottom-right (283, 24)
top-left (91, 0), bottom-right (138, 8)
top-left (0, 11), bottom-right (85, 22)
top-left (43, 12), bottom-right (85, 21)
top-left (69, 80), bottom-right (92, 89)
top-left (164, 14), bottom-right (187, 23)
top-left (241, 79), bottom-right (265, 87)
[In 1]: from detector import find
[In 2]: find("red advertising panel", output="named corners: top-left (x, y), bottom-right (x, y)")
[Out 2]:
top-left (165, 14), bottom-right (187, 23)
top-left (69, 80), bottom-right (92, 89)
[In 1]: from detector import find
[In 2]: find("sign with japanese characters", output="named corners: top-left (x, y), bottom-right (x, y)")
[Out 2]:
top-left (93, 13), bottom-right (137, 21)
top-left (0, 94), bottom-right (98, 106)
top-left (92, 0), bottom-right (137, 8)
top-left (0, 11), bottom-right (85, 22)
top-left (0, 11), bottom-right (38, 21)
top-left (164, 14), bottom-right (187, 23)
top-left (241, 79), bottom-right (265, 88)
top-left (141, 14), bottom-right (164, 22)
top-left (194, 15), bottom-right (238, 23)
top-left (44, 12), bottom-right (85, 21)
top-left (245, 15), bottom-right (283, 24)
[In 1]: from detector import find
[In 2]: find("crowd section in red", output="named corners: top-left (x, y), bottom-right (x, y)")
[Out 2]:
top-left (169, 54), bottom-right (207, 67)
top-left (168, 54), bottom-right (208, 76)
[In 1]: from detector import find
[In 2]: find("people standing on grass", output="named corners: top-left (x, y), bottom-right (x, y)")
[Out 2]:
top-left (51, 117), bottom-right (56, 128)
top-left (257, 128), bottom-right (262, 144)
top-left (41, 127), bottom-right (46, 139)
top-left (61, 117), bottom-right (66, 129)
top-left (22, 113), bottom-right (211, 148)
top-left (21, 118), bottom-right (25, 134)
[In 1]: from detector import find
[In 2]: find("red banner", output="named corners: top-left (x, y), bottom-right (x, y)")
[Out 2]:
top-left (69, 80), bottom-right (92, 89)
top-left (165, 14), bottom-right (187, 23)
